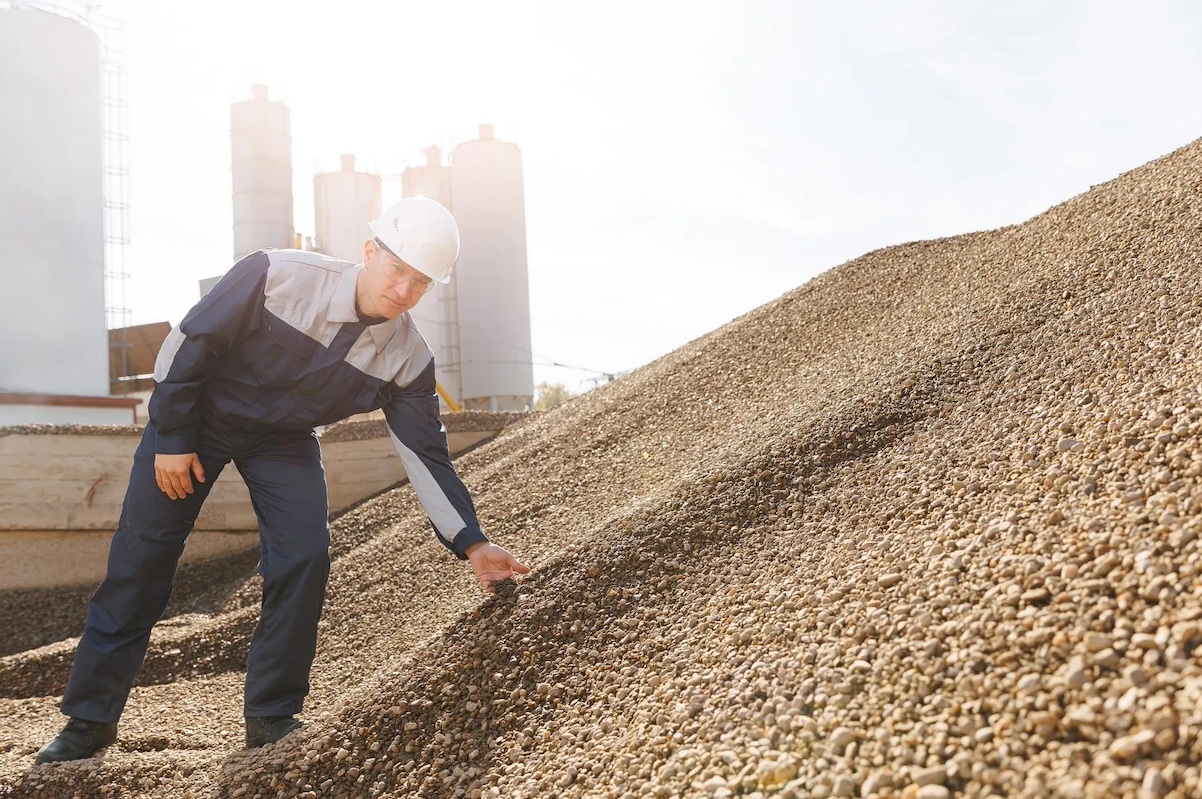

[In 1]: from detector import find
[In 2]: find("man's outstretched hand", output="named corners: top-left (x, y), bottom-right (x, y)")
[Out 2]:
top-left (466, 543), bottom-right (530, 592)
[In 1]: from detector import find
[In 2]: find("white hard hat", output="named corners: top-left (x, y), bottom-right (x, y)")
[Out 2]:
top-left (368, 197), bottom-right (460, 283)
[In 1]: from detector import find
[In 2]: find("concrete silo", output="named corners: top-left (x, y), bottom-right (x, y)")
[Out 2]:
top-left (449, 125), bottom-right (534, 411)
top-left (403, 146), bottom-right (461, 406)
top-left (0, 7), bottom-right (109, 399)
top-left (231, 84), bottom-right (293, 260)
top-left (314, 154), bottom-right (381, 263)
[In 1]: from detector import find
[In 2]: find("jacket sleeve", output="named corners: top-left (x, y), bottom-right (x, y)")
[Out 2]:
top-left (382, 357), bottom-right (489, 559)
top-left (148, 251), bottom-right (271, 454)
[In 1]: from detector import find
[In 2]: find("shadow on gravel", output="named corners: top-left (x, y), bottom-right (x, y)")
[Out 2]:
top-left (0, 547), bottom-right (261, 658)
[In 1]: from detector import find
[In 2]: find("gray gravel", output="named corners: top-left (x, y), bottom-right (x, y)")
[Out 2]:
top-left (0, 411), bottom-right (531, 441)
top-left (319, 411), bottom-right (533, 442)
top-left (0, 424), bottom-right (142, 438)
top-left (3, 138), bottom-right (1202, 798)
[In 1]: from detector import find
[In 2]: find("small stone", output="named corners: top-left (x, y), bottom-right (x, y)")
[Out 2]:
top-left (878, 573), bottom-right (904, 588)
top-left (1109, 735), bottom-right (1140, 762)
top-left (913, 765), bottom-right (945, 787)
top-left (862, 771), bottom-right (894, 796)
top-left (1021, 587), bottom-right (1051, 604)
top-left (917, 787), bottom-right (950, 799)
top-left (1126, 665), bottom-right (1150, 686)
top-left (1141, 766), bottom-right (1167, 797)
top-left (1133, 729), bottom-right (1156, 746)
top-left (1153, 727), bottom-right (1177, 750)
top-left (832, 776), bottom-right (855, 797)
top-left (762, 755), bottom-right (799, 787)
top-left (829, 727), bottom-right (856, 748)
top-left (1131, 633), bottom-right (1158, 649)
top-left (1064, 705), bottom-right (1097, 726)
top-left (1084, 632), bottom-right (1112, 652)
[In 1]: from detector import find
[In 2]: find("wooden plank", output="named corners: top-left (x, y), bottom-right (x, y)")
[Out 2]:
top-left (0, 392), bottom-right (141, 408)
top-left (0, 434), bottom-right (140, 458)
top-left (0, 456), bottom-right (134, 481)
top-left (0, 479), bottom-right (130, 507)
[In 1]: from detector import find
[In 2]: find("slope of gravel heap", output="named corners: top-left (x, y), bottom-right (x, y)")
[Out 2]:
top-left (4, 138), bottom-right (1202, 798)
top-left (0, 411), bottom-right (530, 441)
top-left (319, 411), bottom-right (535, 443)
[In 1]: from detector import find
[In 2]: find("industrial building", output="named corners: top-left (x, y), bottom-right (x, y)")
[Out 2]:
top-left (231, 83), bottom-right (295, 261)
top-left (403, 126), bottom-right (535, 412)
top-left (314, 154), bottom-right (383, 264)
top-left (0, 2), bottom-right (138, 425)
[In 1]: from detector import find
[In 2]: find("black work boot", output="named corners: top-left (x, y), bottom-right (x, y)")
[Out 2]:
top-left (245, 715), bottom-right (304, 748)
top-left (34, 718), bottom-right (118, 765)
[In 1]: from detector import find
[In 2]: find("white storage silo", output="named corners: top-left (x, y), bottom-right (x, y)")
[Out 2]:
top-left (403, 147), bottom-right (461, 406)
top-left (0, 7), bottom-right (108, 397)
top-left (231, 84), bottom-right (293, 260)
top-left (449, 125), bottom-right (534, 410)
top-left (314, 154), bottom-right (381, 263)
top-left (403, 146), bottom-right (453, 208)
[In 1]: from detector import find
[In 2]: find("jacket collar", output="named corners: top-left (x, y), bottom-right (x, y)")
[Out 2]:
top-left (326, 264), bottom-right (363, 323)
top-left (327, 263), bottom-right (405, 351)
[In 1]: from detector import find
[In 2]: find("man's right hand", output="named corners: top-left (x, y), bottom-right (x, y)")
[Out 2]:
top-left (154, 453), bottom-right (206, 500)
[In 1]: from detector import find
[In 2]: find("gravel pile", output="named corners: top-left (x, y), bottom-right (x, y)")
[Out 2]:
top-left (3, 138), bottom-right (1202, 798)
top-left (0, 411), bottom-right (529, 442)
top-left (320, 411), bottom-right (533, 443)
top-left (0, 424), bottom-right (142, 438)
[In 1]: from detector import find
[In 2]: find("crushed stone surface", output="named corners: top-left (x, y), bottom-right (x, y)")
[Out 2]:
top-left (0, 411), bottom-right (529, 441)
top-left (3, 139), bottom-right (1202, 798)
top-left (319, 411), bottom-right (533, 443)
top-left (0, 424), bottom-right (143, 438)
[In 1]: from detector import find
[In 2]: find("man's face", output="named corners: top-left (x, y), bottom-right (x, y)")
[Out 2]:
top-left (356, 240), bottom-right (436, 319)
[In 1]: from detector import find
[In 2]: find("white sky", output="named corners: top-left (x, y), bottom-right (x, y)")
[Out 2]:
top-left (98, 0), bottom-right (1202, 393)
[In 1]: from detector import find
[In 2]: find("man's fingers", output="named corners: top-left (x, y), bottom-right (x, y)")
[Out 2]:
top-left (510, 558), bottom-right (531, 575)
top-left (152, 453), bottom-right (205, 500)
top-left (157, 471), bottom-right (177, 499)
top-left (168, 472), bottom-right (192, 498)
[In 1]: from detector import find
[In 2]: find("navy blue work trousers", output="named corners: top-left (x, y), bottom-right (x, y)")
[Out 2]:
top-left (61, 416), bottom-right (330, 723)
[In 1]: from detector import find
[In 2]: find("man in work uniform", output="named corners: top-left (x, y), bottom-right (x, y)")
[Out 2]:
top-left (35, 197), bottom-right (529, 764)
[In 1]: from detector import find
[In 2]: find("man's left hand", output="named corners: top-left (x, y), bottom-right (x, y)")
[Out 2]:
top-left (466, 543), bottom-right (530, 592)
